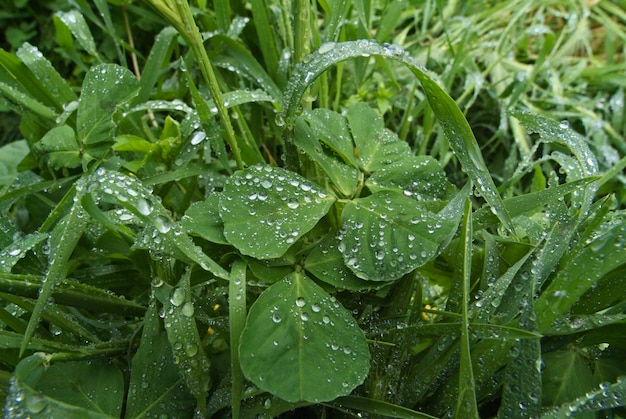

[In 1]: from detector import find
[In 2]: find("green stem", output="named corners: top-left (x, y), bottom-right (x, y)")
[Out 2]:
top-left (146, 0), bottom-right (244, 169)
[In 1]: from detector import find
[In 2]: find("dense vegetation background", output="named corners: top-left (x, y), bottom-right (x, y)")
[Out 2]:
top-left (0, 0), bottom-right (625, 417)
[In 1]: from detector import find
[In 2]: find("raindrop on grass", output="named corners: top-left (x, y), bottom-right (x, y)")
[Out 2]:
top-left (296, 297), bottom-right (306, 307)
top-left (136, 198), bottom-right (153, 216)
top-left (318, 42), bottom-right (336, 54)
top-left (272, 313), bottom-right (282, 323)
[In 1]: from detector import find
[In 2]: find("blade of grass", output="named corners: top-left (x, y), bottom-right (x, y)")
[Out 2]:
top-left (20, 187), bottom-right (88, 356)
top-left (330, 395), bottom-right (439, 418)
top-left (250, 0), bottom-right (280, 79)
top-left (453, 196), bottom-right (478, 418)
top-left (229, 259), bottom-right (247, 419)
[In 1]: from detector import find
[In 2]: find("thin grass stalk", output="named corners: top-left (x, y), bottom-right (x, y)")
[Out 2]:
top-left (146, 0), bottom-right (244, 169)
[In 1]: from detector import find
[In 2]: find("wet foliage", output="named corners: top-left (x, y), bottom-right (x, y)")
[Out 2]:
top-left (0, 0), bottom-right (625, 417)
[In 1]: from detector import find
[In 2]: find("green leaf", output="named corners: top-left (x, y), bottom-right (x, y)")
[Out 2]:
top-left (541, 377), bottom-right (626, 418)
top-left (182, 194), bottom-right (228, 244)
top-left (31, 125), bottom-right (82, 169)
top-left (54, 10), bottom-right (99, 57)
top-left (304, 233), bottom-right (385, 291)
top-left (77, 64), bottom-right (139, 146)
top-left (239, 271), bottom-right (370, 402)
top-left (366, 155), bottom-right (456, 201)
top-left (88, 168), bottom-right (228, 279)
top-left (16, 42), bottom-right (77, 107)
top-left (126, 303), bottom-right (195, 418)
top-left (229, 259), bottom-right (247, 418)
top-left (219, 164), bottom-right (336, 259)
top-left (536, 213), bottom-right (626, 331)
top-left (21, 187), bottom-right (88, 356)
top-left (152, 269), bottom-right (211, 414)
top-left (0, 139), bottom-right (29, 185)
top-left (542, 350), bottom-right (594, 407)
top-left (0, 232), bottom-right (47, 273)
top-left (294, 112), bottom-right (360, 197)
top-left (340, 185), bottom-right (467, 281)
top-left (347, 103), bottom-right (412, 173)
top-left (7, 353), bottom-right (123, 418)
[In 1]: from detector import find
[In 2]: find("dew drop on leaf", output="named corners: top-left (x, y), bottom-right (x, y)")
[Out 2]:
top-left (170, 288), bottom-right (185, 306)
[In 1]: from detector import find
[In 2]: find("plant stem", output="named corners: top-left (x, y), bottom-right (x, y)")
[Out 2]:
top-left (146, 0), bottom-right (244, 169)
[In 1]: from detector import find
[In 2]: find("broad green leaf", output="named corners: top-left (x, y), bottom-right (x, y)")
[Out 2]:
top-left (239, 272), bottom-right (370, 402)
top-left (0, 139), bottom-right (29, 185)
top-left (542, 350), bottom-right (594, 407)
top-left (126, 303), bottom-right (195, 418)
top-left (280, 40), bottom-right (514, 232)
top-left (347, 103), bottom-right (411, 173)
top-left (7, 353), bottom-right (123, 418)
top-left (153, 270), bottom-right (211, 414)
top-left (77, 64), bottom-right (139, 146)
top-left (367, 156), bottom-right (456, 201)
top-left (31, 125), bottom-right (82, 169)
top-left (304, 233), bottom-right (385, 291)
top-left (294, 114), bottom-right (360, 197)
top-left (219, 164), bottom-right (336, 259)
top-left (299, 108), bottom-right (357, 167)
top-left (182, 194), bottom-right (228, 244)
top-left (340, 186), bottom-right (467, 281)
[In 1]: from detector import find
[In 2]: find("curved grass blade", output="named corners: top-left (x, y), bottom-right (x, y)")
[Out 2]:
top-left (20, 186), bottom-right (88, 357)
top-left (280, 40), bottom-right (514, 232)
top-left (541, 376), bottom-right (626, 418)
top-left (330, 395), bottom-right (438, 419)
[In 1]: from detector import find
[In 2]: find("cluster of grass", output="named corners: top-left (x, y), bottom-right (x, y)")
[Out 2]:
top-left (0, 0), bottom-right (625, 417)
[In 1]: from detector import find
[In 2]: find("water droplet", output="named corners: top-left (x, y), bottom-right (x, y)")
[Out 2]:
top-left (181, 302), bottom-right (195, 317)
top-left (312, 304), bottom-right (320, 312)
top-left (170, 288), bottom-right (186, 306)
top-left (190, 131), bottom-right (207, 145)
top-left (25, 394), bottom-right (47, 413)
top-left (184, 343), bottom-right (198, 356)
top-left (154, 215), bottom-right (172, 234)
top-left (287, 198), bottom-right (299, 209)
top-left (136, 198), bottom-right (153, 216)
top-left (318, 42), bottom-right (336, 54)
top-left (295, 297), bottom-right (306, 307)
top-left (272, 313), bottom-right (282, 323)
